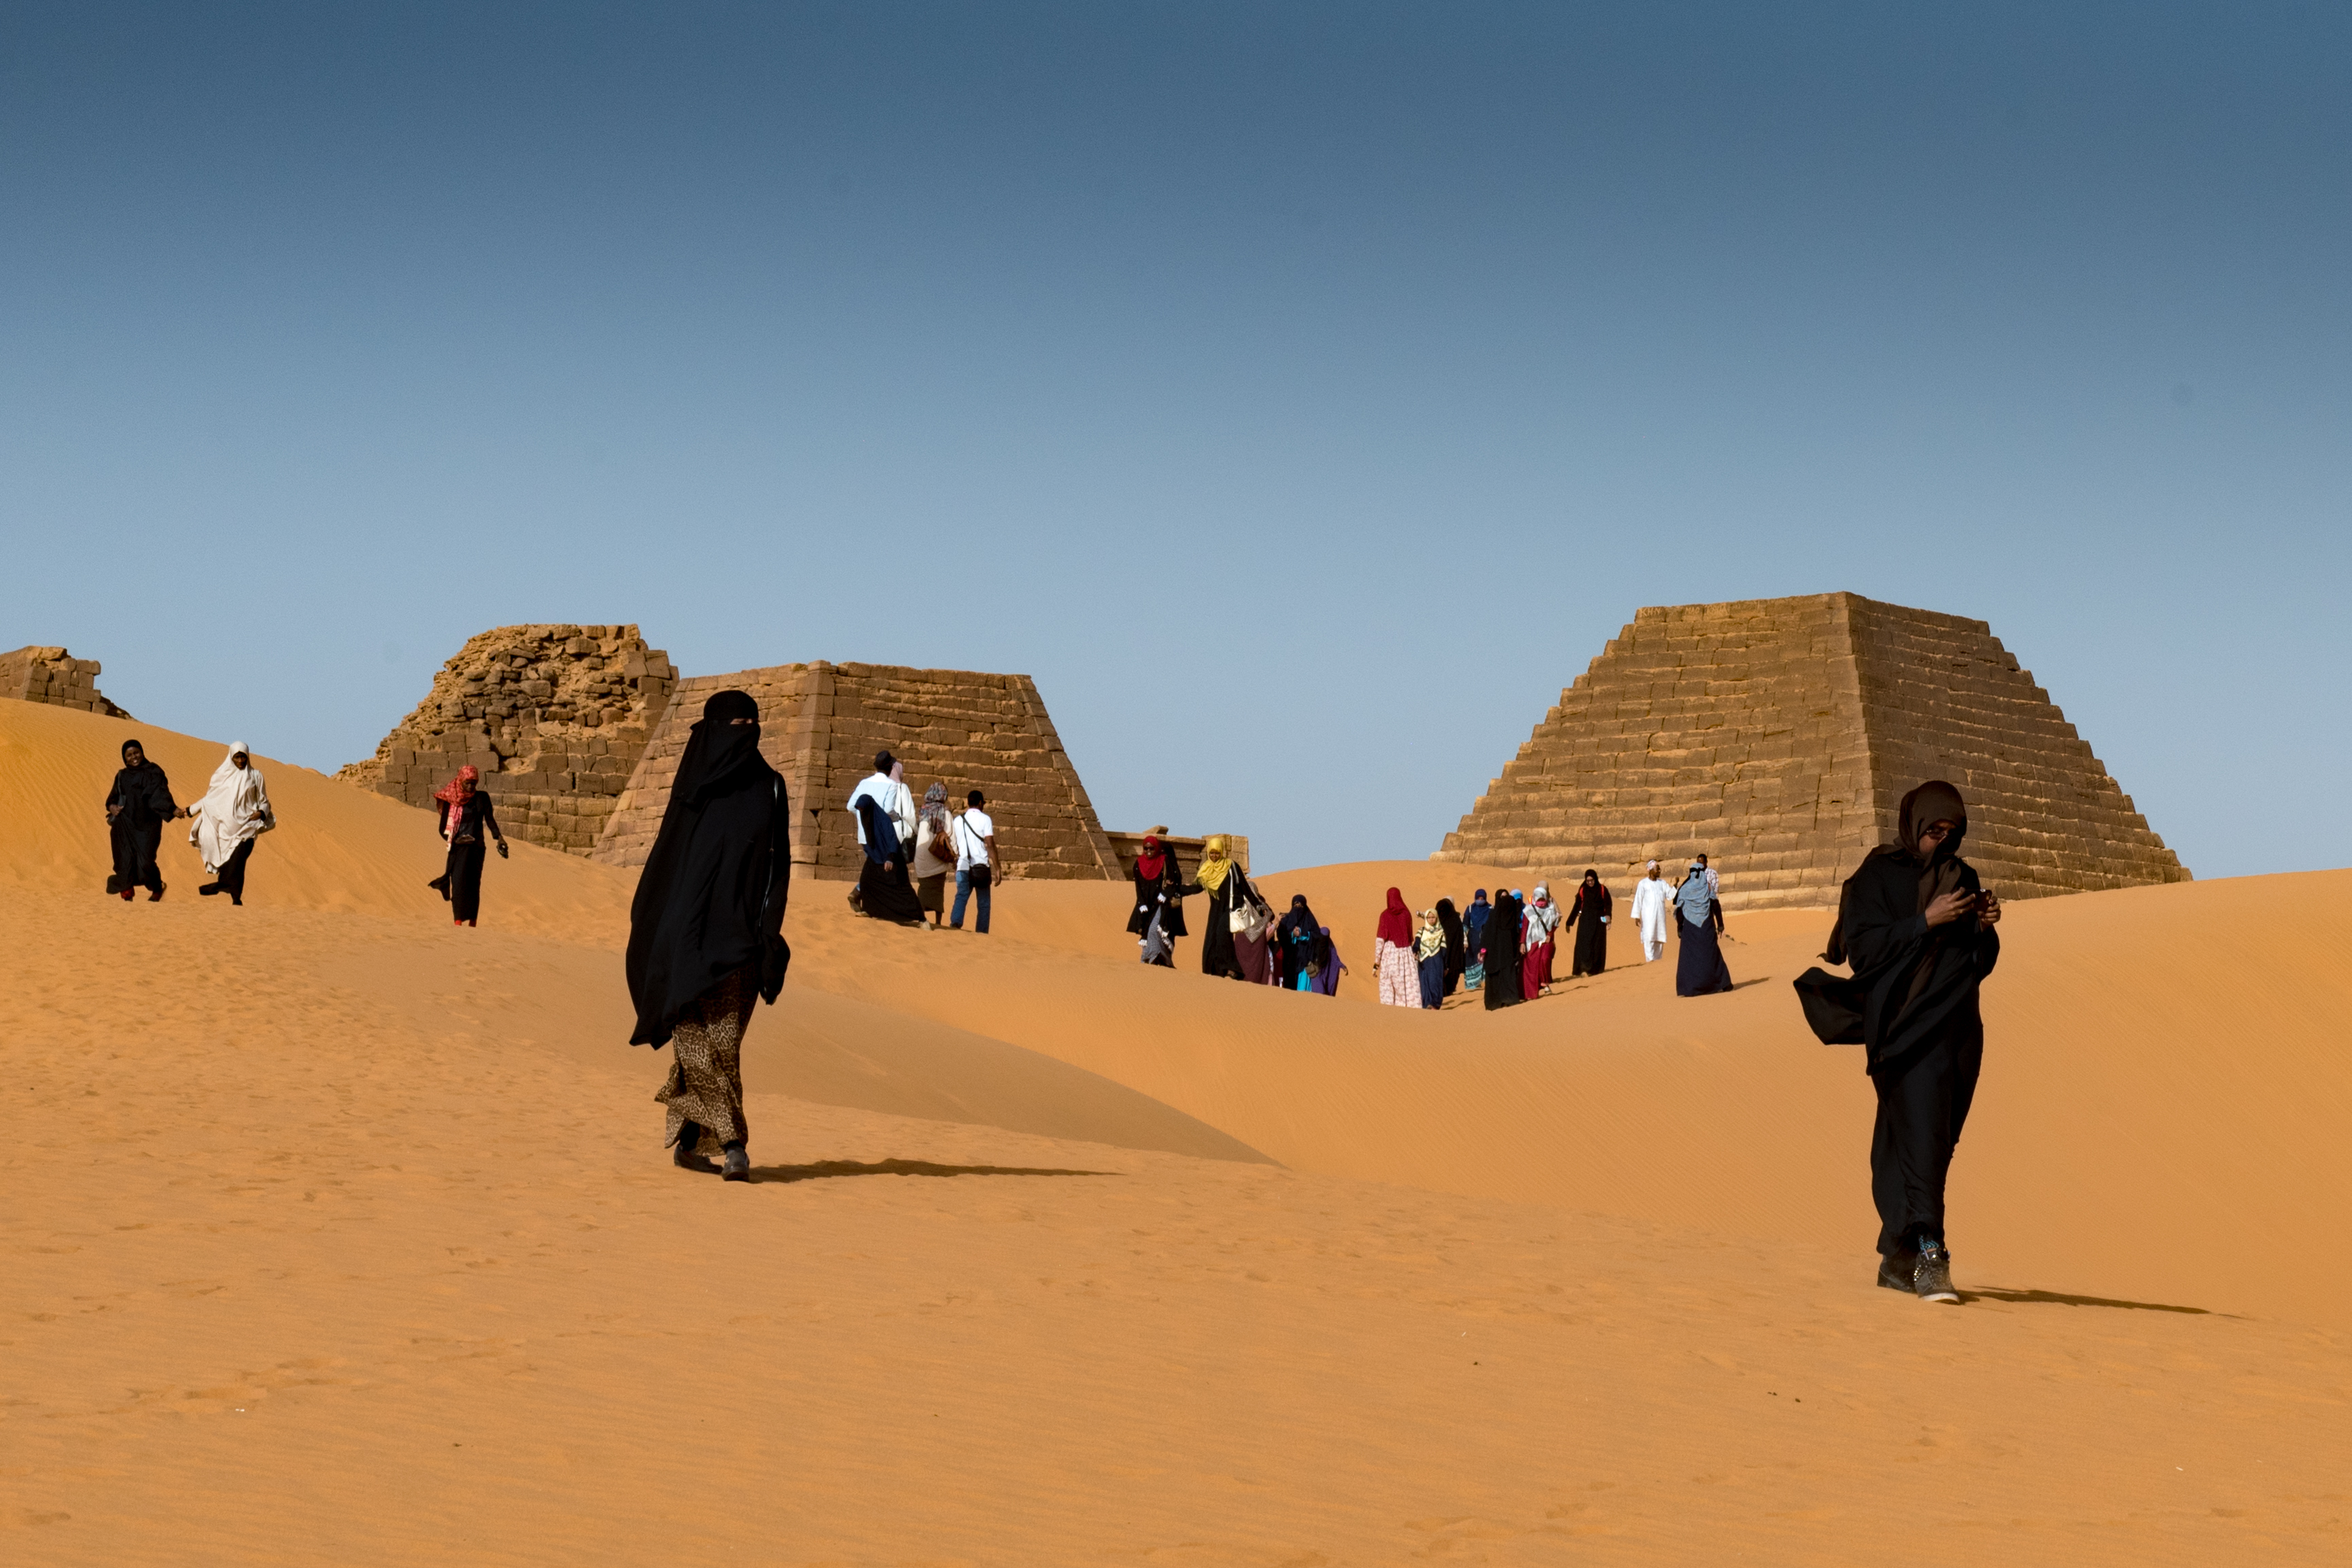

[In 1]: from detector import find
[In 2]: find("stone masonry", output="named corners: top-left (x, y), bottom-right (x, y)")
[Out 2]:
top-left (590, 662), bottom-right (1119, 882)
top-left (1434, 593), bottom-right (2188, 910)
top-left (2, 646), bottom-right (132, 718)
top-left (338, 625), bottom-right (676, 855)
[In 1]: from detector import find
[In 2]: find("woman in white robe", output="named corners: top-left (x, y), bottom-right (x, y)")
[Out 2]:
top-left (188, 741), bottom-right (275, 905)
top-left (1630, 860), bottom-right (1672, 962)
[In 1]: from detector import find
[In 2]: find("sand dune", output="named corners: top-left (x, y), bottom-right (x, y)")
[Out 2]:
top-left (7, 698), bottom-right (2351, 1564)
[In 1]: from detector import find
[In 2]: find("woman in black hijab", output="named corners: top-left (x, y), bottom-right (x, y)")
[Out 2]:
top-left (626, 691), bottom-right (793, 1182)
top-left (1791, 780), bottom-right (2003, 1304)
top-left (1566, 869), bottom-right (1612, 977)
top-left (1276, 894), bottom-right (1319, 990)
top-left (104, 737), bottom-right (181, 901)
top-left (1481, 889), bottom-right (1524, 1010)
top-left (1434, 898), bottom-right (1466, 996)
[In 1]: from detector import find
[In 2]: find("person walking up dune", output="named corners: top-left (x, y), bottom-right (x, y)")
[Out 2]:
top-left (627, 690), bottom-right (792, 1183)
top-left (104, 737), bottom-right (182, 901)
top-left (844, 751), bottom-right (914, 916)
top-left (1672, 861), bottom-right (1733, 996)
top-left (1415, 908), bottom-right (1447, 1008)
top-left (1463, 891), bottom-right (1491, 992)
top-left (1630, 860), bottom-right (1671, 962)
top-left (188, 742), bottom-right (273, 905)
top-left (913, 782), bottom-right (954, 928)
top-left (1566, 869), bottom-right (1612, 977)
top-left (1194, 836), bottom-right (1267, 979)
top-left (949, 790), bottom-right (997, 933)
top-left (1481, 889), bottom-right (1523, 1011)
top-left (427, 765), bottom-right (508, 927)
top-left (1523, 884), bottom-right (1560, 999)
top-left (1435, 898), bottom-right (1466, 996)
top-left (1127, 833), bottom-right (1189, 961)
top-left (1374, 886), bottom-right (1419, 1006)
top-left (1793, 780), bottom-right (2002, 1305)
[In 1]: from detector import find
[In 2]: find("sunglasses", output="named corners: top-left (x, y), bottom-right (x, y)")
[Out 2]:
top-left (1920, 822), bottom-right (1957, 840)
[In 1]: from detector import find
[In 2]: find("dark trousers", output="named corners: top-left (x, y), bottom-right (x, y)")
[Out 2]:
top-left (1869, 1025), bottom-right (1984, 1255)
top-left (110, 820), bottom-right (164, 893)
top-left (213, 837), bottom-right (256, 903)
top-left (445, 842), bottom-right (486, 922)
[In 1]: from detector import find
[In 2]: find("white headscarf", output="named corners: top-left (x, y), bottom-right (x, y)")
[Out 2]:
top-left (188, 741), bottom-right (273, 871)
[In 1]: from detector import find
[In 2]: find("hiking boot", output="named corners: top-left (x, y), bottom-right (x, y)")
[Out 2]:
top-left (1912, 1243), bottom-right (1960, 1304)
top-left (673, 1142), bottom-right (719, 1174)
top-left (1877, 1250), bottom-right (1918, 1291)
top-left (721, 1145), bottom-right (750, 1182)
top-left (199, 883), bottom-right (222, 896)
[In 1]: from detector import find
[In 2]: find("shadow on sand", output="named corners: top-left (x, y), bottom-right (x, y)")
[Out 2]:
top-left (746, 1157), bottom-right (1113, 1185)
top-left (1962, 1287), bottom-right (2214, 1315)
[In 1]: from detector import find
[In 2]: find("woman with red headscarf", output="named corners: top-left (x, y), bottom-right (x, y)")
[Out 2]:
top-left (1124, 829), bottom-right (1189, 965)
top-left (427, 764), bottom-right (507, 926)
top-left (1374, 886), bottom-right (1419, 1007)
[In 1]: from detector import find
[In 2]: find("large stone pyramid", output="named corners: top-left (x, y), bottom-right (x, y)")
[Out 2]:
top-left (1433, 593), bottom-right (2187, 910)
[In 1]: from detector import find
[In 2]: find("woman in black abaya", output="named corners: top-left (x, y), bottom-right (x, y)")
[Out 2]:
top-left (1481, 890), bottom-right (1524, 1010)
top-left (105, 738), bottom-right (181, 901)
top-left (1672, 863), bottom-right (1733, 996)
top-left (1566, 869), bottom-right (1612, 977)
top-left (854, 794), bottom-right (929, 926)
top-left (1194, 836), bottom-right (1265, 980)
top-left (1276, 894), bottom-right (1320, 991)
top-left (627, 690), bottom-right (793, 1182)
top-left (1126, 833), bottom-right (1189, 955)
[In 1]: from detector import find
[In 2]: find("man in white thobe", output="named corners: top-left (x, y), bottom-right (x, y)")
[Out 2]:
top-left (1630, 859), bottom-right (1672, 962)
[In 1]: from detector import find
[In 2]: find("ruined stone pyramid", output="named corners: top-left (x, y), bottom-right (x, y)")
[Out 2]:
top-left (1433, 593), bottom-right (2188, 910)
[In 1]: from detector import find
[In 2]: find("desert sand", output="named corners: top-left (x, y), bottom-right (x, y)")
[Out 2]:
top-left (5, 697), bottom-right (2349, 1564)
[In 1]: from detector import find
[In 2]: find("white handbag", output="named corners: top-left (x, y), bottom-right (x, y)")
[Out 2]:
top-left (1228, 869), bottom-right (1269, 940)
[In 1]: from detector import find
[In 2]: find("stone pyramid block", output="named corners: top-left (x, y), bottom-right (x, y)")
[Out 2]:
top-left (1433, 593), bottom-right (2188, 910)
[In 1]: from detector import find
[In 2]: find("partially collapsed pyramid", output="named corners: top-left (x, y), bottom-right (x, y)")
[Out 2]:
top-left (1433, 593), bottom-right (2188, 909)
top-left (2, 646), bottom-right (132, 719)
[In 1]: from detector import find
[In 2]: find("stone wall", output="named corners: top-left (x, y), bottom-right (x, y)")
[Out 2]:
top-left (1434, 593), bottom-right (2187, 909)
top-left (591, 662), bottom-right (1119, 881)
top-left (336, 625), bottom-right (676, 855)
top-left (2, 646), bottom-right (131, 718)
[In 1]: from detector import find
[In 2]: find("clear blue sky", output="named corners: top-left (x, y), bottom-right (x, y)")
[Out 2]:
top-left (3, 3), bottom-right (2345, 877)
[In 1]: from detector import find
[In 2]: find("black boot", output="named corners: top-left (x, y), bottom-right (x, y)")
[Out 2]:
top-left (721, 1143), bottom-right (750, 1182)
top-left (672, 1122), bottom-right (718, 1174)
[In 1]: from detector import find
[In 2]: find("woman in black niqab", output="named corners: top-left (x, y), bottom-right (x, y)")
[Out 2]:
top-left (1482, 890), bottom-right (1524, 1010)
top-left (625, 690), bottom-right (793, 1181)
top-left (1276, 894), bottom-right (1319, 990)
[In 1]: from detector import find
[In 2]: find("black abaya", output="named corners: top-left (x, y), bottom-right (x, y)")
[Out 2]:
top-left (105, 750), bottom-right (177, 895)
top-left (1199, 869), bottom-right (1259, 979)
top-left (853, 796), bottom-right (927, 926)
top-left (1482, 894), bottom-right (1523, 1009)
top-left (627, 691), bottom-right (793, 1049)
top-left (431, 791), bottom-right (502, 924)
top-left (1126, 855), bottom-right (1188, 938)
top-left (1568, 883), bottom-right (1610, 976)
top-left (1673, 908), bottom-right (1733, 995)
top-left (1791, 781), bottom-right (2001, 1255)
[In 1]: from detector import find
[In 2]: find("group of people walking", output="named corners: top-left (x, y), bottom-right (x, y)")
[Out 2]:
top-left (1442, 872), bottom-right (1612, 1011)
top-left (101, 737), bottom-right (276, 905)
top-left (843, 750), bottom-right (999, 933)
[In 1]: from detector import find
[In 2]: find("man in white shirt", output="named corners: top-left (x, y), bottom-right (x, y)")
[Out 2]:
top-left (948, 788), bottom-right (998, 933)
top-left (846, 750), bottom-right (916, 856)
